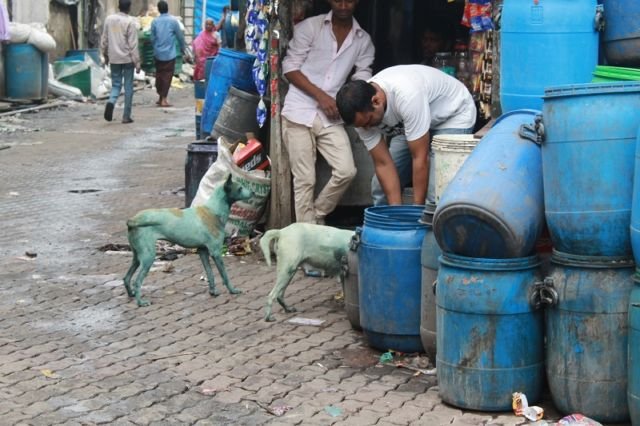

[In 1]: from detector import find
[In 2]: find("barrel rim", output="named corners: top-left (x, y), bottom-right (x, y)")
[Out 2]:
top-left (433, 203), bottom-right (520, 256)
top-left (544, 81), bottom-right (640, 98)
top-left (493, 109), bottom-right (541, 127)
top-left (186, 141), bottom-right (219, 151)
top-left (439, 251), bottom-right (541, 270)
top-left (217, 48), bottom-right (256, 61)
top-left (227, 86), bottom-right (262, 100)
top-left (551, 249), bottom-right (635, 268)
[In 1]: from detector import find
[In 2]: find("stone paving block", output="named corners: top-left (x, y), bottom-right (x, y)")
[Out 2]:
top-left (366, 390), bottom-right (414, 414)
top-left (452, 412), bottom-right (496, 425)
top-left (332, 408), bottom-right (383, 426)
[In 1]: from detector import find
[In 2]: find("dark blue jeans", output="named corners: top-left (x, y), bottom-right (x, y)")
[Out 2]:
top-left (109, 63), bottom-right (134, 120)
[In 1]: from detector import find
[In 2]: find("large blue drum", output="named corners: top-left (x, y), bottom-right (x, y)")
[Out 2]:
top-left (420, 202), bottom-right (440, 360)
top-left (437, 253), bottom-right (544, 411)
top-left (4, 43), bottom-right (48, 101)
top-left (632, 128), bottom-right (640, 265)
top-left (629, 277), bottom-right (640, 424)
top-left (541, 82), bottom-right (640, 256)
top-left (433, 110), bottom-right (544, 259)
top-left (200, 49), bottom-right (256, 137)
top-left (602, 0), bottom-right (640, 67)
top-left (500, 0), bottom-right (599, 112)
top-left (545, 251), bottom-right (634, 423)
top-left (358, 205), bottom-right (426, 353)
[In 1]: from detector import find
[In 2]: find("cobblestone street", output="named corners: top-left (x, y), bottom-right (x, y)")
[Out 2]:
top-left (1, 84), bottom-right (566, 425)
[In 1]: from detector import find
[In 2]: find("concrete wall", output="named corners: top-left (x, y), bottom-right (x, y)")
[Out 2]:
top-left (11, 0), bottom-right (49, 23)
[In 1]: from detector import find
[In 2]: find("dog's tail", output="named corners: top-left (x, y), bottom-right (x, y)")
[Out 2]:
top-left (259, 229), bottom-right (280, 267)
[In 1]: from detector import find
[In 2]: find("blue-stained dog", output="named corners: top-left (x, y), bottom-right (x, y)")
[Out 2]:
top-left (123, 175), bottom-right (252, 306)
top-left (260, 223), bottom-right (355, 321)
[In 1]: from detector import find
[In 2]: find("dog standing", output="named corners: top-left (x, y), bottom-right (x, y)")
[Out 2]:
top-left (260, 223), bottom-right (355, 321)
top-left (123, 175), bottom-right (252, 306)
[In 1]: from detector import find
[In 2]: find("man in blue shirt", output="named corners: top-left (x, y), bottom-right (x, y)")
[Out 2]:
top-left (151, 1), bottom-right (186, 107)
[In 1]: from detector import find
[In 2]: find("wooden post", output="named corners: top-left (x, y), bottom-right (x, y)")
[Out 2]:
top-left (266, 10), bottom-right (293, 229)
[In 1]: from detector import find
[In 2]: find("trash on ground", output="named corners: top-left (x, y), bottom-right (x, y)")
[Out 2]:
top-left (287, 317), bottom-right (325, 326)
top-left (25, 251), bottom-right (37, 258)
top-left (268, 404), bottom-right (293, 416)
top-left (324, 405), bottom-right (343, 417)
top-left (40, 369), bottom-right (58, 379)
top-left (512, 392), bottom-right (544, 422)
top-left (379, 351), bottom-right (394, 364)
top-left (199, 388), bottom-right (218, 396)
top-left (556, 414), bottom-right (603, 425)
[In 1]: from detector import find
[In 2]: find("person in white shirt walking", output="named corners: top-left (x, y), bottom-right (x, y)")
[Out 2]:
top-left (281, 0), bottom-right (375, 225)
top-left (101, 0), bottom-right (140, 124)
top-left (336, 65), bottom-right (477, 205)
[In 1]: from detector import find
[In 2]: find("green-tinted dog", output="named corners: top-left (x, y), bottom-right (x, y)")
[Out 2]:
top-left (260, 223), bottom-right (355, 321)
top-left (123, 175), bottom-right (252, 307)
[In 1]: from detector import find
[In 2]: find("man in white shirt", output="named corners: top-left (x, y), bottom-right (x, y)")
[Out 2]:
top-left (336, 64), bottom-right (477, 206)
top-left (281, 0), bottom-right (375, 224)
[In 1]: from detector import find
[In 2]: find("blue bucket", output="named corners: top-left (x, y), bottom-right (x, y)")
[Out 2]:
top-left (541, 82), bottom-right (640, 256)
top-left (420, 202), bottom-right (440, 360)
top-left (357, 205), bottom-right (427, 353)
top-left (500, 0), bottom-right (599, 112)
top-left (602, 0), bottom-right (640, 66)
top-left (436, 253), bottom-right (544, 411)
top-left (200, 49), bottom-right (256, 137)
top-left (3, 43), bottom-right (48, 101)
top-left (432, 110), bottom-right (544, 258)
top-left (65, 49), bottom-right (100, 66)
top-left (629, 276), bottom-right (640, 424)
top-left (545, 250), bottom-right (634, 423)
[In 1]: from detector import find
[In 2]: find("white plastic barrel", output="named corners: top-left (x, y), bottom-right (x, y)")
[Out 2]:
top-left (431, 134), bottom-right (479, 203)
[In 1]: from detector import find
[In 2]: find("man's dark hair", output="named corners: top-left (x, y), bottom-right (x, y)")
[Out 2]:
top-left (336, 80), bottom-right (376, 125)
top-left (157, 1), bottom-right (168, 14)
top-left (118, 0), bottom-right (132, 13)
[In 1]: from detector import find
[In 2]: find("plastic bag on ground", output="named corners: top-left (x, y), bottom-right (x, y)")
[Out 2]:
top-left (191, 137), bottom-right (271, 237)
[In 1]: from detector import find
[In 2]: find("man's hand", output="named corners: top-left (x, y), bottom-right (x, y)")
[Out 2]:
top-left (316, 92), bottom-right (340, 121)
top-left (135, 65), bottom-right (141, 73)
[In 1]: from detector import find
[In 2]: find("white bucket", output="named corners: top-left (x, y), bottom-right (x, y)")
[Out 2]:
top-left (431, 134), bottom-right (479, 203)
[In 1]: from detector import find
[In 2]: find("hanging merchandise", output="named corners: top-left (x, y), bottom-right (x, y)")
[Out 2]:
top-left (245, 0), bottom-right (274, 128)
top-left (462, 0), bottom-right (493, 33)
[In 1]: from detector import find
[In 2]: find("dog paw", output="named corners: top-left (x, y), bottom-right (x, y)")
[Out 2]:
top-left (136, 299), bottom-right (151, 307)
top-left (228, 288), bottom-right (242, 295)
top-left (265, 314), bottom-right (276, 322)
top-left (284, 306), bottom-right (297, 313)
top-left (209, 290), bottom-right (220, 297)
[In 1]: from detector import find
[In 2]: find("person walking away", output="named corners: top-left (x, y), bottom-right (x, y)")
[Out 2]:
top-left (336, 64), bottom-right (476, 205)
top-left (281, 0), bottom-right (375, 225)
top-left (217, 6), bottom-right (231, 48)
top-left (101, 0), bottom-right (140, 124)
top-left (151, 0), bottom-right (187, 107)
top-left (192, 18), bottom-right (220, 81)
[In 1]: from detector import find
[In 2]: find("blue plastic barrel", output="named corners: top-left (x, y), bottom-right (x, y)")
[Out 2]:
top-left (437, 253), bottom-right (543, 411)
top-left (541, 82), bottom-right (640, 256)
top-left (432, 110), bottom-right (544, 258)
top-left (200, 49), bottom-right (256, 137)
top-left (3, 43), bottom-right (48, 101)
top-left (358, 205), bottom-right (427, 353)
top-left (545, 250), bottom-right (634, 423)
top-left (420, 202), bottom-right (441, 360)
top-left (194, 81), bottom-right (206, 140)
top-left (204, 55), bottom-right (216, 89)
top-left (629, 276), bottom-right (640, 424)
top-left (500, 0), bottom-right (599, 112)
top-left (602, 0), bottom-right (640, 66)
top-left (632, 128), bottom-right (640, 265)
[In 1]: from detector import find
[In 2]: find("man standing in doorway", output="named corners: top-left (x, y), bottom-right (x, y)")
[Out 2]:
top-left (151, 0), bottom-right (186, 107)
top-left (281, 0), bottom-right (375, 225)
top-left (101, 0), bottom-right (140, 124)
top-left (336, 64), bottom-right (476, 205)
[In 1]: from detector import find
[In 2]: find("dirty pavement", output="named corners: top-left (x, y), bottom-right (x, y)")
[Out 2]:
top-left (1, 85), bottom-right (585, 425)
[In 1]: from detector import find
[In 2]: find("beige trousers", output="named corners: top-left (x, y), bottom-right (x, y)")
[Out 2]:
top-left (283, 115), bottom-right (356, 223)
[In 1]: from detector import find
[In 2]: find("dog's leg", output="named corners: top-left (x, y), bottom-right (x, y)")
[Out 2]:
top-left (123, 252), bottom-right (139, 298)
top-left (198, 248), bottom-right (220, 297)
top-left (265, 265), bottom-right (297, 322)
top-left (132, 254), bottom-right (154, 307)
top-left (210, 250), bottom-right (242, 295)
